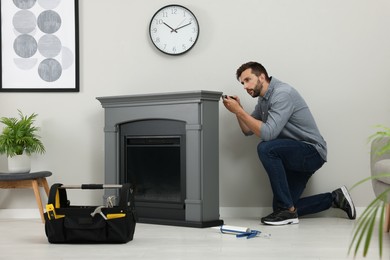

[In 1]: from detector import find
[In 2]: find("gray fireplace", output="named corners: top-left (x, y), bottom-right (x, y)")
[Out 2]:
top-left (97, 90), bottom-right (223, 228)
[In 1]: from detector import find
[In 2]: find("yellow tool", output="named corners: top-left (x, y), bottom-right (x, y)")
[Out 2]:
top-left (46, 204), bottom-right (65, 220)
top-left (106, 213), bottom-right (126, 219)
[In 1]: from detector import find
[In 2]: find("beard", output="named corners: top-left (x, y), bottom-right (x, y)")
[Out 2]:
top-left (248, 79), bottom-right (262, 98)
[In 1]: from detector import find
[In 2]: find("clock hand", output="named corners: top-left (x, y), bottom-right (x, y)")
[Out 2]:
top-left (163, 22), bottom-right (177, 33)
top-left (175, 18), bottom-right (187, 29)
top-left (175, 22), bottom-right (192, 31)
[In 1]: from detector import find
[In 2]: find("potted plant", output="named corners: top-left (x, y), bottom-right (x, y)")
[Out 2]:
top-left (0, 110), bottom-right (45, 173)
top-left (349, 125), bottom-right (390, 258)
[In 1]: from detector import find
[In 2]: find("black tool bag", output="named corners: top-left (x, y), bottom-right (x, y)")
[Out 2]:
top-left (44, 183), bottom-right (137, 244)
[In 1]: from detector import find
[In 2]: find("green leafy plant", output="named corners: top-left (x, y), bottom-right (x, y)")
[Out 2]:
top-left (349, 125), bottom-right (390, 258)
top-left (0, 110), bottom-right (45, 157)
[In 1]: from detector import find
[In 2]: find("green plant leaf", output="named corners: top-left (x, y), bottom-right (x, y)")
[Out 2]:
top-left (349, 125), bottom-right (390, 257)
top-left (350, 173), bottom-right (390, 191)
top-left (378, 199), bottom-right (385, 257)
top-left (349, 188), bottom-right (390, 257)
top-left (0, 110), bottom-right (45, 157)
top-left (363, 205), bottom-right (379, 256)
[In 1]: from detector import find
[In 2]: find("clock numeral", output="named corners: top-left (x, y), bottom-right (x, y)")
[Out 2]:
top-left (171, 8), bottom-right (177, 15)
top-left (162, 11), bottom-right (168, 17)
top-left (182, 44), bottom-right (187, 50)
top-left (155, 37), bottom-right (160, 43)
top-left (172, 47), bottom-right (177, 53)
top-left (154, 19), bottom-right (164, 25)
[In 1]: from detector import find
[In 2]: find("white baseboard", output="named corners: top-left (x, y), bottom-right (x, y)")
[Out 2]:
top-left (220, 207), bottom-right (272, 218)
top-left (0, 209), bottom-right (41, 219)
top-left (0, 207), bottom-right (367, 220)
top-left (220, 207), bottom-right (367, 218)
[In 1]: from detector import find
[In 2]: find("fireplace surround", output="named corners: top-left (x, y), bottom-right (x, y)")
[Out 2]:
top-left (97, 90), bottom-right (223, 227)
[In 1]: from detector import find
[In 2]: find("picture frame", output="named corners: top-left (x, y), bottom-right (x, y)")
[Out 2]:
top-left (0, 0), bottom-right (79, 92)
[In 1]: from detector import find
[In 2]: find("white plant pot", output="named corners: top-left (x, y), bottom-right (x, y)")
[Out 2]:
top-left (8, 154), bottom-right (31, 173)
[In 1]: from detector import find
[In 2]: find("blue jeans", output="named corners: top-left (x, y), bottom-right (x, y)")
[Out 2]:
top-left (257, 139), bottom-right (333, 217)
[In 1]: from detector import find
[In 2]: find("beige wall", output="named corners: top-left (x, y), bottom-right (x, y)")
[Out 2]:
top-left (1, 0), bottom-right (390, 211)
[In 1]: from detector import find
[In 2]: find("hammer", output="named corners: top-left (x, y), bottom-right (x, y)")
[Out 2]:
top-left (90, 206), bottom-right (107, 220)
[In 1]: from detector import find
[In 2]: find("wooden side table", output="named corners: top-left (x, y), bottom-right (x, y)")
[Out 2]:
top-left (0, 171), bottom-right (52, 223)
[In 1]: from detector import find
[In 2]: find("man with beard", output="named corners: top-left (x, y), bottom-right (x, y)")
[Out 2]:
top-left (222, 61), bottom-right (356, 225)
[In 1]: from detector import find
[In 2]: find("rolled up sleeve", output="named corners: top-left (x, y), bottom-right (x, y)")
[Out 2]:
top-left (260, 91), bottom-right (294, 141)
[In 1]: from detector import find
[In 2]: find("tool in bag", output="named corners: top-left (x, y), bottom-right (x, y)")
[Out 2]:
top-left (44, 183), bottom-right (137, 244)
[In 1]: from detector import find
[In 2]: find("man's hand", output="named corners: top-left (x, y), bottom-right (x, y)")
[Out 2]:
top-left (222, 95), bottom-right (261, 137)
top-left (222, 95), bottom-right (241, 114)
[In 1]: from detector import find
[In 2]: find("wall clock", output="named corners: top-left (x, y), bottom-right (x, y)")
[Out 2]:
top-left (149, 5), bottom-right (199, 55)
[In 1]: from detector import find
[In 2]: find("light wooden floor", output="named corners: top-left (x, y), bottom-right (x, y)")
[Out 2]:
top-left (0, 217), bottom-right (389, 260)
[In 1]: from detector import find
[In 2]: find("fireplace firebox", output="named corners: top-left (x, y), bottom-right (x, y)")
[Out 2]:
top-left (120, 119), bottom-right (186, 221)
top-left (97, 91), bottom-right (224, 227)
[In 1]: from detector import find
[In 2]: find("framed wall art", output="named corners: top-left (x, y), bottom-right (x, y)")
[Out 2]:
top-left (0, 0), bottom-right (79, 92)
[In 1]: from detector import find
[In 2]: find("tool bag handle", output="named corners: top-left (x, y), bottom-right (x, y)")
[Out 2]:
top-left (60, 184), bottom-right (123, 189)
top-left (47, 183), bottom-right (68, 208)
top-left (47, 183), bottom-right (134, 209)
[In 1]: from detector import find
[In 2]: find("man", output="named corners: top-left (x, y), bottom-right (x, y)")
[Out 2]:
top-left (222, 61), bottom-right (356, 225)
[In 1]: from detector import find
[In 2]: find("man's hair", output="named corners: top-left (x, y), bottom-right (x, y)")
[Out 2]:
top-left (236, 61), bottom-right (269, 81)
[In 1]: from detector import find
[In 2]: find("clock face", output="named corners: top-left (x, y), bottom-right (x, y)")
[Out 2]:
top-left (149, 5), bottom-right (199, 55)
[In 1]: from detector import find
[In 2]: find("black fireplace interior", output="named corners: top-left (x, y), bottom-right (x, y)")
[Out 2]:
top-left (120, 119), bottom-right (186, 222)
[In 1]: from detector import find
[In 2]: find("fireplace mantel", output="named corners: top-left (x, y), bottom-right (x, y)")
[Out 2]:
top-left (97, 90), bottom-right (223, 227)
top-left (96, 90), bottom-right (222, 107)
